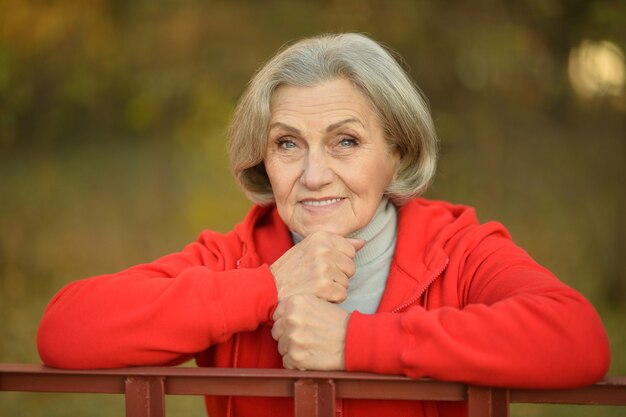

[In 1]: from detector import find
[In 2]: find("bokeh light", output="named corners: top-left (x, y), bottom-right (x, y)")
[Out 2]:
top-left (568, 40), bottom-right (626, 99)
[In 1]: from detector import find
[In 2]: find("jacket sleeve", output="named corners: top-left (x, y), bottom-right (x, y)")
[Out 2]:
top-left (345, 231), bottom-right (610, 388)
top-left (37, 230), bottom-right (278, 369)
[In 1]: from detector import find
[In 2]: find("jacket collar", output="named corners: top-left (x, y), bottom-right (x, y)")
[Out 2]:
top-left (234, 204), bottom-right (293, 268)
top-left (377, 199), bottom-right (479, 312)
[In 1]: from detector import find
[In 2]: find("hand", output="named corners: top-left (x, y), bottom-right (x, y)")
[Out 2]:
top-left (271, 294), bottom-right (349, 371)
top-left (270, 231), bottom-right (365, 303)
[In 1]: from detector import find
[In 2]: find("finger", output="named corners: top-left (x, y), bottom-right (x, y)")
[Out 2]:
top-left (271, 319), bottom-right (283, 341)
top-left (332, 273), bottom-right (350, 289)
top-left (284, 349), bottom-right (308, 371)
top-left (347, 238), bottom-right (366, 252)
top-left (325, 283), bottom-right (348, 303)
top-left (320, 234), bottom-right (358, 257)
top-left (272, 300), bottom-right (286, 321)
top-left (307, 233), bottom-right (362, 260)
top-left (331, 253), bottom-right (356, 278)
top-left (277, 333), bottom-right (288, 355)
top-left (282, 354), bottom-right (295, 370)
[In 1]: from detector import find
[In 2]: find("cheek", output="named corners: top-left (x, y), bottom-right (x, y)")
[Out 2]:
top-left (265, 159), bottom-right (295, 202)
top-left (365, 157), bottom-right (396, 191)
top-left (264, 161), bottom-right (279, 192)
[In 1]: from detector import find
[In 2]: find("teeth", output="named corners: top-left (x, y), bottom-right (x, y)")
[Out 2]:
top-left (302, 198), bottom-right (342, 206)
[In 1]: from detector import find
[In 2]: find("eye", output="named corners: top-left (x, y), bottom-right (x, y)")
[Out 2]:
top-left (338, 137), bottom-right (358, 147)
top-left (276, 138), bottom-right (297, 150)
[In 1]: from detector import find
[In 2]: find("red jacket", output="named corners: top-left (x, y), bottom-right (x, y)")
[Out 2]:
top-left (37, 198), bottom-right (610, 417)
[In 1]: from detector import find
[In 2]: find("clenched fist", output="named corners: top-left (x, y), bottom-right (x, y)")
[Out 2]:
top-left (270, 231), bottom-right (365, 303)
top-left (271, 294), bottom-right (349, 371)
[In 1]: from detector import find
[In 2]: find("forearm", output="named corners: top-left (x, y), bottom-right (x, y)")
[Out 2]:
top-left (37, 265), bottom-right (278, 369)
top-left (345, 287), bottom-right (609, 388)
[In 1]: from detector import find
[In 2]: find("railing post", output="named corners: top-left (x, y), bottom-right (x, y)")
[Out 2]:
top-left (294, 378), bottom-right (335, 417)
top-left (467, 386), bottom-right (509, 417)
top-left (125, 376), bottom-right (166, 417)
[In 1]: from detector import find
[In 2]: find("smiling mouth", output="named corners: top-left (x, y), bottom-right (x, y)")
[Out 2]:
top-left (300, 198), bottom-right (344, 207)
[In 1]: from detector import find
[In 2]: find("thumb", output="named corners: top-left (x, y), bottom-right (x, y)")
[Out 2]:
top-left (347, 238), bottom-right (366, 252)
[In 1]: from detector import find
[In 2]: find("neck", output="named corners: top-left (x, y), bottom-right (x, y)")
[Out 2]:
top-left (347, 198), bottom-right (397, 266)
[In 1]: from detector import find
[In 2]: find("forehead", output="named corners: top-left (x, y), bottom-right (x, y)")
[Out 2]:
top-left (269, 79), bottom-right (378, 124)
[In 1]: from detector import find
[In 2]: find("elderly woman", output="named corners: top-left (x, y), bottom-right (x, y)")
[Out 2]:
top-left (38, 33), bottom-right (609, 417)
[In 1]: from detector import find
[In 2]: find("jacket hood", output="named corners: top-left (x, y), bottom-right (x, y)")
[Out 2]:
top-left (394, 198), bottom-right (483, 272)
top-left (233, 204), bottom-right (293, 268)
top-left (379, 198), bottom-right (491, 312)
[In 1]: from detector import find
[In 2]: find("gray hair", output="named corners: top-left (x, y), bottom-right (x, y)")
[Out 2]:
top-left (228, 33), bottom-right (438, 205)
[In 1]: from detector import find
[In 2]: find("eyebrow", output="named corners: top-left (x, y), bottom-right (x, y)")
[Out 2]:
top-left (326, 118), bottom-right (364, 132)
top-left (268, 122), bottom-right (301, 135)
top-left (269, 118), bottom-right (365, 134)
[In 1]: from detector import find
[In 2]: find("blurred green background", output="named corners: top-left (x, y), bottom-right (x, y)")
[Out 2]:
top-left (1, 0), bottom-right (625, 416)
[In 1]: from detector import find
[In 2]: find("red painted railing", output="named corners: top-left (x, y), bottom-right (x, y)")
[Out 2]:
top-left (1, 363), bottom-right (625, 417)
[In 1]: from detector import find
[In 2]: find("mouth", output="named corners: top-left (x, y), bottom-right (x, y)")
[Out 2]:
top-left (299, 197), bottom-right (345, 207)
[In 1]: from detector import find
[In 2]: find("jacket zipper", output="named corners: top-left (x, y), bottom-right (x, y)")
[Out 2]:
top-left (391, 257), bottom-right (449, 313)
top-left (335, 259), bottom-right (449, 416)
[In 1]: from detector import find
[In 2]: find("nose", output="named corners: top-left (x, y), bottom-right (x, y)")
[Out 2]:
top-left (300, 148), bottom-right (335, 190)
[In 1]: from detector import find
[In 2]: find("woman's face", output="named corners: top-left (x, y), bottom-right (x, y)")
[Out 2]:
top-left (264, 78), bottom-right (398, 237)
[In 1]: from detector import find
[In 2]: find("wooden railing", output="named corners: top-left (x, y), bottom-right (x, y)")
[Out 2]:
top-left (1, 363), bottom-right (625, 417)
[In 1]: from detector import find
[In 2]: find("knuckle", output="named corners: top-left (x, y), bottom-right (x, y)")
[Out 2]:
top-left (277, 340), bottom-right (287, 355)
top-left (289, 293), bottom-right (307, 305)
top-left (283, 356), bottom-right (293, 369)
top-left (336, 277), bottom-right (348, 289)
top-left (287, 332), bottom-right (300, 347)
top-left (313, 245), bottom-right (331, 260)
top-left (290, 348), bottom-right (307, 364)
top-left (316, 276), bottom-right (331, 290)
top-left (309, 231), bottom-right (326, 243)
top-left (332, 288), bottom-right (348, 303)
top-left (344, 261), bottom-right (356, 277)
top-left (285, 315), bottom-right (299, 328)
top-left (271, 326), bottom-right (280, 340)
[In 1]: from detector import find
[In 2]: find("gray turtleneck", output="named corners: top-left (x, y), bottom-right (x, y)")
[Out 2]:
top-left (290, 198), bottom-right (398, 314)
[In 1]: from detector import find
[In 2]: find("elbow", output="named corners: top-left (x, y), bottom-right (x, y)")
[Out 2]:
top-left (37, 316), bottom-right (82, 369)
top-left (37, 282), bottom-right (97, 369)
top-left (527, 297), bottom-right (611, 389)
top-left (36, 281), bottom-right (128, 369)
top-left (37, 310), bottom-right (184, 369)
top-left (565, 337), bottom-right (611, 388)
top-left (580, 326), bottom-right (611, 385)
top-left (580, 301), bottom-right (611, 384)
top-left (563, 302), bottom-right (612, 387)
top-left (37, 319), bottom-right (67, 368)
top-left (37, 313), bottom-right (108, 369)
